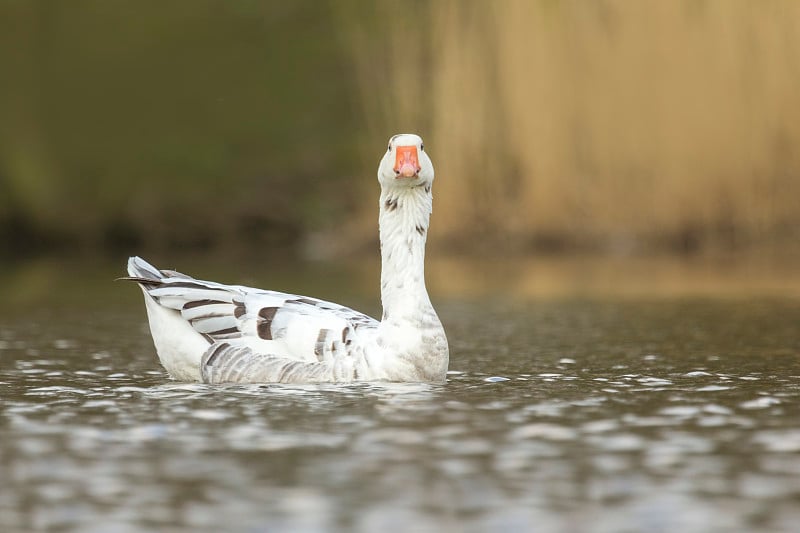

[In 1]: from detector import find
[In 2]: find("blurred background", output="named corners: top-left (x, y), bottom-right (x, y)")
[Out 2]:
top-left (1, 0), bottom-right (799, 262)
top-left (4, 5), bottom-right (800, 531)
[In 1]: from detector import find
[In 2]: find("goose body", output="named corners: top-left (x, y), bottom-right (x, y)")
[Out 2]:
top-left (126, 134), bottom-right (448, 384)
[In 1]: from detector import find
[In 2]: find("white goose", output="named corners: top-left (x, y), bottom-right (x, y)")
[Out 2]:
top-left (125, 134), bottom-right (448, 384)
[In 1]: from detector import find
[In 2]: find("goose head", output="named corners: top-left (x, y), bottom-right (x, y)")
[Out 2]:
top-left (377, 133), bottom-right (434, 190)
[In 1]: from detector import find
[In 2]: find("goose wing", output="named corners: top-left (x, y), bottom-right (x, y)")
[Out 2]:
top-left (127, 257), bottom-right (378, 364)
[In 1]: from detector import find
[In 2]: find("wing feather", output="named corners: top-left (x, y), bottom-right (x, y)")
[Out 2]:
top-left (139, 270), bottom-right (379, 362)
top-left (200, 342), bottom-right (343, 383)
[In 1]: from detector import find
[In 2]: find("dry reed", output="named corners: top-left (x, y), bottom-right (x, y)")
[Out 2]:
top-left (342, 0), bottom-right (800, 254)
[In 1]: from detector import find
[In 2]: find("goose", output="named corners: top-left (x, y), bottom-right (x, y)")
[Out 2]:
top-left (124, 133), bottom-right (448, 384)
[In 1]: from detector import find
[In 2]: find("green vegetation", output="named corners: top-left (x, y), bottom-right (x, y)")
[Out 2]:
top-left (0, 1), bottom-right (362, 255)
top-left (2, 1), bottom-right (799, 258)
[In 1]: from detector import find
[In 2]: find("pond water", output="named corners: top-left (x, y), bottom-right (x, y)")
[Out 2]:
top-left (1, 258), bottom-right (799, 532)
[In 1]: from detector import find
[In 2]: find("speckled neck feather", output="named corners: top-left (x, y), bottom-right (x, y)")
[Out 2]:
top-left (378, 184), bottom-right (434, 325)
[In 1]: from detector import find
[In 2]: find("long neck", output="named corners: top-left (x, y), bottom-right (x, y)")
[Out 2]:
top-left (379, 185), bottom-right (434, 324)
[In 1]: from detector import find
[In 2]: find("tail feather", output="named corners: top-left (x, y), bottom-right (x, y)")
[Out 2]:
top-left (121, 257), bottom-right (194, 287)
top-left (126, 256), bottom-right (164, 282)
top-left (122, 256), bottom-right (240, 314)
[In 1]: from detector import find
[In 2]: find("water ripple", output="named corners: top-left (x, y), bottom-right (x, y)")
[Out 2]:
top-left (1, 300), bottom-right (800, 531)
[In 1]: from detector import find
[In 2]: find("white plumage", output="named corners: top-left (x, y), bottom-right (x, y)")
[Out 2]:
top-left (125, 134), bottom-right (448, 383)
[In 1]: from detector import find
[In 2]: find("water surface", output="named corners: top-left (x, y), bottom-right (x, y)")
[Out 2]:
top-left (1, 260), bottom-right (799, 532)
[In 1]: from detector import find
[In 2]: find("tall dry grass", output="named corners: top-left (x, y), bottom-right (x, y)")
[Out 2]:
top-left (342, 0), bottom-right (800, 254)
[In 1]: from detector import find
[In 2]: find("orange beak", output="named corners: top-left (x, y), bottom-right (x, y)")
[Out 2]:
top-left (393, 145), bottom-right (421, 178)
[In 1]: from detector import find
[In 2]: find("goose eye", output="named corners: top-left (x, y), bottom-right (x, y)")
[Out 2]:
top-left (420, 144), bottom-right (424, 152)
top-left (387, 144), bottom-right (391, 152)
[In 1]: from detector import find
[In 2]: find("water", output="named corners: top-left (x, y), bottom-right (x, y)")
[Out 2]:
top-left (2, 262), bottom-right (800, 532)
